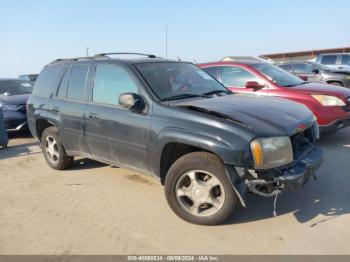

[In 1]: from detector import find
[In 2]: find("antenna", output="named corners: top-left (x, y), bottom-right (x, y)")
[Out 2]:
top-left (85, 47), bottom-right (90, 57)
top-left (165, 25), bottom-right (168, 58)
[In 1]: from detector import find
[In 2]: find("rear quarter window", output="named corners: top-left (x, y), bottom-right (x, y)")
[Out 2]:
top-left (33, 64), bottom-right (64, 97)
top-left (341, 55), bottom-right (350, 65)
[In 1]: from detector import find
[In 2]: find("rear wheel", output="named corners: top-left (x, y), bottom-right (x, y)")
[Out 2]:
top-left (164, 152), bottom-right (238, 225)
top-left (42, 126), bottom-right (74, 170)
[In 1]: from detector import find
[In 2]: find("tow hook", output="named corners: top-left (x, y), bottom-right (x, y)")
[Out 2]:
top-left (273, 182), bottom-right (284, 217)
top-left (246, 179), bottom-right (285, 217)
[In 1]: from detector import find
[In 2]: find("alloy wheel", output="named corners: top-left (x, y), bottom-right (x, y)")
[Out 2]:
top-left (45, 135), bottom-right (59, 164)
top-left (175, 170), bottom-right (225, 217)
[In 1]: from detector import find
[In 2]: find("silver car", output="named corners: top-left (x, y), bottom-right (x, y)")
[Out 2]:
top-left (316, 53), bottom-right (350, 72)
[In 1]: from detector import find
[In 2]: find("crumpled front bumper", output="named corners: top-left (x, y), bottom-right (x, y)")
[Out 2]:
top-left (246, 145), bottom-right (324, 197)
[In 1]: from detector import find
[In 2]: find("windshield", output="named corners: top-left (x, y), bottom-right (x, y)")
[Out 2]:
top-left (251, 63), bottom-right (305, 87)
top-left (135, 62), bottom-right (229, 101)
top-left (19, 74), bottom-right (38, 82)
top-left (0, 80), bottom-right (33, 95)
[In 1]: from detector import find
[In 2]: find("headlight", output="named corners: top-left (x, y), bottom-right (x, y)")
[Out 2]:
top-left (250, 136), bottom-right (293, 169)
top-left (0, 104), bottom-right (18, 111)
top-left (312, 95), bottom-right (346, 106)
top-left (344, 75), bottom-right (350, 80)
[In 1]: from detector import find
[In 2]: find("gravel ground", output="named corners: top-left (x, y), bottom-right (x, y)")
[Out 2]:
top-left (0, 129), bottom-right (349, 255)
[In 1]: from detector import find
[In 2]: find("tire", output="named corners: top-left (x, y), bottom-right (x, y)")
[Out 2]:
top-left (328, 82), bottom-right (343, 86)
top-left (41, 126), bottom-right (74, 170)
top-left (164, 152), bottom-right (238, 225)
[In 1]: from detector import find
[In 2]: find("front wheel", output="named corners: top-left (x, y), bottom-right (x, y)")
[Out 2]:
top-left (164, 152), bottom-right (238, 225)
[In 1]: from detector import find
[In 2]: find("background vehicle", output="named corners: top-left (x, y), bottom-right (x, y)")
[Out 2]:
top-left (0, 106), bottom-right (8, 148)
top-left (276, 61), bottom-right (350, 87)
top-left (199, 61), bottom-right (350, 133)
top-left (0, 79), bottom-right (33, 132)
top-left (27, 53), bottom-right (323, 225)
top-left (316, 53), bottom-right (350, 72)
top-left (19, 74), bottom-right (38, 84)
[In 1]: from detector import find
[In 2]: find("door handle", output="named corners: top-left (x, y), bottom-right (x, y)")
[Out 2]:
top-left (52, 106), bottom-right (60, 113)
top-left (88, 113), bottom-right (100, 120)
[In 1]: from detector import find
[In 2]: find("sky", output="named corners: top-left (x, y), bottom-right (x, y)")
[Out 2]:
top-left (0, 0), bottom-right (349, 77)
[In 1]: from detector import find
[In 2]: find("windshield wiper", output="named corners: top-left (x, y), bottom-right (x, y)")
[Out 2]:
top-left (202, 90), bottom-right (232, 96)
top-left (161, 93), bottom-right (207, 102)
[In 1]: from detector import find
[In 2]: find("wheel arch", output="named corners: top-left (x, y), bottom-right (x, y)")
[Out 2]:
top-left (152, 128), bottom-right (248, 183)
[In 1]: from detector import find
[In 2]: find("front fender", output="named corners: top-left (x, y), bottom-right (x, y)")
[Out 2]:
top-left (150, 127), bottom-right (250, 176)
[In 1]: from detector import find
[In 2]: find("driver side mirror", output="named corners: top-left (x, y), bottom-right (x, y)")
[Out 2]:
top-left (312, 69), bottom-right (320, 74)
top-left (245, 81), bottom-right (265, 91)
top-left (119, 93), bottom-right (146, 113)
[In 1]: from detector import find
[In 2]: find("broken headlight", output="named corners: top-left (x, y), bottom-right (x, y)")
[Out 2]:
top-left (250, 136), bottom-right (293, 169)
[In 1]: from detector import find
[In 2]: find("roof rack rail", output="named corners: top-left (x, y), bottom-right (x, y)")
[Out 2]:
top-left (94, 52), bottom-right (157, 59)
top-left (50, 56), bottom-right (95, 64)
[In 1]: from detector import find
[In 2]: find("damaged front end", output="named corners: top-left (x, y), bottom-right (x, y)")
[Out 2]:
top-left (246, 145), bottom-right (324, 197)
top-left (228, 122), bottom-right (324, 215)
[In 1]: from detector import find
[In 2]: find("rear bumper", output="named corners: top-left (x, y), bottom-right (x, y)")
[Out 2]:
top-left (246, 146), bottom-right (324, 197)
top-left (6, 120), bottom-right (28, 132)
top-left (319, 116), bottom-right (350, 133)
top-left (3, 110), bottom-right (28, 132)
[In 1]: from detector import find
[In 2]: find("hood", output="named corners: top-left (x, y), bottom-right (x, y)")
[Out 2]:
top-left (0, 94), bottom-right (30, 105)
top-left (289, 82), bottom-right (350, 98)
top-left (177, 94), bottom-right (315, 136)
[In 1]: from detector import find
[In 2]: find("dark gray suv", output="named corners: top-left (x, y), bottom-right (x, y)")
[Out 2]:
top-left (277, 61), bottom-right (350, 87)
top-left (27, 53), bottom-right (324, 225)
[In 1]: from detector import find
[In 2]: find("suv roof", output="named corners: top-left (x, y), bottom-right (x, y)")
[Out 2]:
top-left (49, 52), bottom-right (171, 65)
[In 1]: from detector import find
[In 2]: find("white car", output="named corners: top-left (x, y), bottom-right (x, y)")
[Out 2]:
top-left (316, 53), bottom-right (350, 72)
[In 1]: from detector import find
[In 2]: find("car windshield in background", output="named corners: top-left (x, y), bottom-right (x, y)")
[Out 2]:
top-left (252, 63), bottom-right (305, 87)
top-left (135, 62), bottom-right (229, 101)
top-left (0, 80), bottom-right (33, 95)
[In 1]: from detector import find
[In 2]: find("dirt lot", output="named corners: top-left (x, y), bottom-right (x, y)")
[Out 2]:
top-left (0, 129), bottom-right (349, 255)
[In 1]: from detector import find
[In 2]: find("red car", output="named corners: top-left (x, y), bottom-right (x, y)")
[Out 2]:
top-left (199, 61), bottom-right (350, 133)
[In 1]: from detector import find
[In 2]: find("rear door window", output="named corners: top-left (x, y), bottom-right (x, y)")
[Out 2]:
top-left (320, 55), bottom-right (337, 65)
top-left (33, 64), bottom-right (64, 97)
top-left (220, 66), bottom-right (258, 87)
top-left (66, 64), bottom-right (89, 101)
top-left (93, 64), bottom-right (138, 105)
top-left (341, 55), bottom-right (350, 65)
